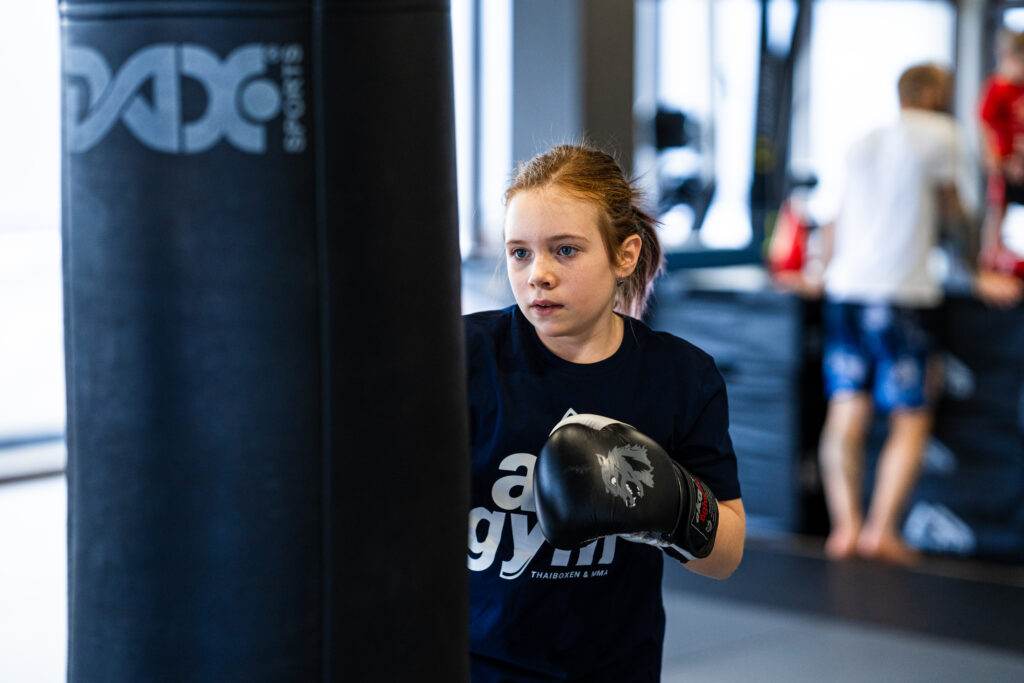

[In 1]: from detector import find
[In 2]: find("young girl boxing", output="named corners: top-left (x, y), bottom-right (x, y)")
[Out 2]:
top-left (464, 144), bottom-right (745, 682)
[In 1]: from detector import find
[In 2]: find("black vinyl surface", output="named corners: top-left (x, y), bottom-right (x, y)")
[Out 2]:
top-left (648, 283), bottom-right (807, 533)
top-left (61, 1), bottom-right (468, 681)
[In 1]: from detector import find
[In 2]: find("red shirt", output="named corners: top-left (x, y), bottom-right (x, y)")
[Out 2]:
top-left (979, 76), bottom-right (1024, 159)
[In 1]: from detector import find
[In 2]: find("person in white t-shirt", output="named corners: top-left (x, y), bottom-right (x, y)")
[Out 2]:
top-left (811, 64), bottom-right (1021, 564)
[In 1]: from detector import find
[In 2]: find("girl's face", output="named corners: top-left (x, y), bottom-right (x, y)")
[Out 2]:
top-left (504, 187), bottom-right (638, 356)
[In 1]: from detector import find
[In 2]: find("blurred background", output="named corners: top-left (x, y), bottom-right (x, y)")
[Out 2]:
top-left (2, 0), bottom-right (1023, 681)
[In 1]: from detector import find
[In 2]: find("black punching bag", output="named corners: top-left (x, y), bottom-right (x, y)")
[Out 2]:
top-left (60, 1), bottom-right (469, 681)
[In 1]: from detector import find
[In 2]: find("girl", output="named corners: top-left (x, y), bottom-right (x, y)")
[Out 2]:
top-left (465, 144), bottom-right (745, 682)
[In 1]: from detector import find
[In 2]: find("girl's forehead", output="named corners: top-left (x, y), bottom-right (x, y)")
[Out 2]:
top-left (506, 188), bottom-right (601, 231)
top-left (516, 185), bottom-right (590, 207)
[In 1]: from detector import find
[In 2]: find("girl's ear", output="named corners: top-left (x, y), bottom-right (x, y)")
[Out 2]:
top-left (616, 234), bottom-right (642, 278)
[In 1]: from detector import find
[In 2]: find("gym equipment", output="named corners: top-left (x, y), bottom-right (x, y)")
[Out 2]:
top-left (61, 1), bottom-right (469, 680)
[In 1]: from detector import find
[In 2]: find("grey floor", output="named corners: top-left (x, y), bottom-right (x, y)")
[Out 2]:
top-left (2, 473), bottom-right (1023, 682)
top-left (661, 535), bottom-right (1024, 683)
top-left (662, 589), bottom-right (1024, 682)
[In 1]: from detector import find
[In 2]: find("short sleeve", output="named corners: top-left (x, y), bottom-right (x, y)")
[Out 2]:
top-left (952, 124), bottom-right (979, 213)
top-left (674, 360), bottom-right (742, 501)
top-left (924, 116), bottom-right (963, 186)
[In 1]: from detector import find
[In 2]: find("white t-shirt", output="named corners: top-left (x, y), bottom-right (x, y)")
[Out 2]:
top-left (824, 109), bottom-right (965, 307)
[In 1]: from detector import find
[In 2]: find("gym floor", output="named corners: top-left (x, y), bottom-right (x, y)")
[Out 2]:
top-left (2, 473), bottom-right (1022, 682)
top-left (661, 536), bottom-right (1024, 682)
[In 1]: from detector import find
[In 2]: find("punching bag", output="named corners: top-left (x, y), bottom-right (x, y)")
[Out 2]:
top-left (60, 1), bottom-right (468, 681)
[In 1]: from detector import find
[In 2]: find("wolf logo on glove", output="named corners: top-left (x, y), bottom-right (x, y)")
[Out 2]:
top-left (596, 445), bottom-right (655, 509)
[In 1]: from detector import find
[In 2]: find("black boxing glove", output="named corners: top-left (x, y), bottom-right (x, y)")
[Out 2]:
top-left (533, 414), bottom-right (719, 561)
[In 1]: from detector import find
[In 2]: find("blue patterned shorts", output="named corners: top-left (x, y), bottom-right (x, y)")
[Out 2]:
top-left (822, 301), bottom-right (938, 412)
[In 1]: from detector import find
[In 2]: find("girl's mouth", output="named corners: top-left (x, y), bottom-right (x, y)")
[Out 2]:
top-left (531, 301), bottom-right (563, 315)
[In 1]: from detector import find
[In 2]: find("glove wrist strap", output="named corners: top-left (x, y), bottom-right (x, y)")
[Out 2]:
top-left (666, 462), bottom-right (719, 559)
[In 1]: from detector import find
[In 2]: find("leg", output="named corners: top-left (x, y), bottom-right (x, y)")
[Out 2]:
top-left (857, 408), bottom-right (931, 565)
top-left (855, 305), bottom-right (940, 565)
top-left (818, 392), bottom-right (873, 559)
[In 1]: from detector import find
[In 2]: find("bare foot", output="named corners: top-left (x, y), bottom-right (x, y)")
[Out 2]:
top-left (825, 526), bottom-right (860, 560)
top-left (856, 531), bottom-right (921, 566)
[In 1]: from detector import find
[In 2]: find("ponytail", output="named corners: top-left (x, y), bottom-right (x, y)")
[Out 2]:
top-left (617, 204), bottom-right (664, 319)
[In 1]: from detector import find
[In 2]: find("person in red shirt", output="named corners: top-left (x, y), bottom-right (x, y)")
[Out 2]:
top-left (978, 29), bottom-right (1024, 271)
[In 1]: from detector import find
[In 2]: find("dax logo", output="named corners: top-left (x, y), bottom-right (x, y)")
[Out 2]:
top-left (64, 43), bottom-right (307, 155)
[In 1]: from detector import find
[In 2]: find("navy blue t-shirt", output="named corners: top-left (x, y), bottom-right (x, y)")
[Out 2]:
top-left (465, 306), bottom-right (741, 682)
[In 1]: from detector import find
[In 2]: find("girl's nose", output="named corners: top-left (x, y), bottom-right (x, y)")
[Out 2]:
top-left (528, 255), bottom-right (555, 289)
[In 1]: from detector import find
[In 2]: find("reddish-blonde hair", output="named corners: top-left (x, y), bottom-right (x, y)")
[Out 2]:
top-left (504, 144), bottom-right (664, 318)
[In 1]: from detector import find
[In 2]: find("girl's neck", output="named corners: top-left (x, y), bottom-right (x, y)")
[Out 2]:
top-left (537, 313), bottom-right (624, 364)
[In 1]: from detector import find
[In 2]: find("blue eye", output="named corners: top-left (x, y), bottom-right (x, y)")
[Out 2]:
top-left (557, 245), bottom-right (578, 257)
top-left (511, 248), bottom-right (529, 259)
